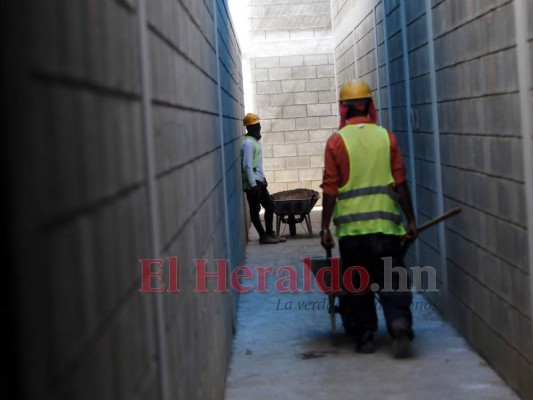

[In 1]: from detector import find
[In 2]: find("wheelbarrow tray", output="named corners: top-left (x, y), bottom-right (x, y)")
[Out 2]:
top-left (273, 193), bottom-right (320, 237)
top-left (273, 195), bottom-right (320, 216)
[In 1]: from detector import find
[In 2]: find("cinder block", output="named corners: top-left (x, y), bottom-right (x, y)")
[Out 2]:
top-left (250, 31), bottom-right (266, 42)
top-left (306, 78), bottom-right (331, 91)
top-left (266, 30), bottom-right (291, 41)
top-left (307, 103), bottom-right (332, 116)
top-left (318, 90), bottom-right (337, 104)
top-left (286, 156), bottom-right (311, 169)
top-left (263, 157), bottom-right (286, 170)
top-left (314, 27), bottom-right (332, 38)
top-left (264, 170), bottom-right (275, 182)
top-left (260, 119), bottom-right (272, 132)
top-left (290, 29), bottom-right (315, 40)
top-left (252, 69), bottom-right (269, 82)
top-left (257, 81), bottom-right (282, 94)
top-left (285, 130), bottom-right (309, 143)
top-left (282, 79), bottom-right (306, 92)
top-left (309, 129), bottom-right (333, 142)
top-left (273, 144), bottom-right (297, 157)
top-left (268, 67), bottom-right (293, 81)
top-left (320, 116), bottom-right (338, 128)
top-left (261, 131), bottom-right (285, 144)
top-left (287, 181), bottom-right (311, 190)
top-left (310, 155), bottom-right (324, 167)
top-left (299, 168), bottom-right (323, 181)
top-left (294, 91), bottom-right (319, 104)
top-left (270, 93), bottom-right (294, 106)
top-left (297, 142), bottom-right (323, 156)
top-left (280, 55), bottom-right (304, 67)
top-left (317, 64), bottom-right (335, 78)
top-left (275, 169), bottom-right (299, 182)
top-left (253, 16), bottom-right (301, 30)
top-left (295, 117), bottom-right (320, 130)
top-left (301, 15), bottom-right (331, 29)
top-left (248, 6), bottom-right (265, 18)
top-left (293, 66), bottom-right (317, 79)
top-left (255, 56), bottom-right (280, 69)
top-left (262, 144), bottom-right (274, 157)
top-left (268, 182), bottom-right (288, 193)
top-left (304, 54), bottom-right (329, 65)
top-left (283, 105), bottom-right (307, 118)
top-left (258, 106), bottom-right (283, 119)
top-left (311, 180), bottom-right (323, 192)
top-left (271, 118), bottom-right (295, 131)
top-left (254, 94), bottom-right (270, 107)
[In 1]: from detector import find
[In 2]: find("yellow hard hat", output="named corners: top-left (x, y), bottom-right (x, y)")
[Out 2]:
top-left (243, 113), bottom-right (261, 126)
top-left (339, 80), bottom-right (372, 102)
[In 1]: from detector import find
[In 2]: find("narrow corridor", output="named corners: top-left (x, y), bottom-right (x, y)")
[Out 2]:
top-left (225, 211), bottom-right (518, 400)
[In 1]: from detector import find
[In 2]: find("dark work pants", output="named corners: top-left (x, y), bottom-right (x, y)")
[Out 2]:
top-left (245, 181), bottom-right (275, 238)
top-left (338, 233), bottom-right (413, 339)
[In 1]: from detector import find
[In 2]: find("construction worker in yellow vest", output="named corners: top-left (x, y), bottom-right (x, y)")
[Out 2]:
top-left (241, 113), bottom-right (286, 244)
top-left (320, 80), bottom-right (418, 358)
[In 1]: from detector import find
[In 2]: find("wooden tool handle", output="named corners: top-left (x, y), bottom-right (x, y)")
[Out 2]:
top-left (417, 207), bottom-right (462, 233)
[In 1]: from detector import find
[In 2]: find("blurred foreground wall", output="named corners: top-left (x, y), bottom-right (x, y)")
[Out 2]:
top-left (330, 0), bottom-right (533, 397)
top-left (2, 0), bottom-right (246, 399)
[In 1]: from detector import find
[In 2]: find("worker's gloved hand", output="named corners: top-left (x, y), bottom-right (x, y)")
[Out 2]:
top-left (263, 178), bottom-right (268, 188)
top-left (403, 220), bottom-right (418, 243)
top-left (250, 185), bottom-right (261, 197)
top-left (320, 228), bottom-right (335, 250)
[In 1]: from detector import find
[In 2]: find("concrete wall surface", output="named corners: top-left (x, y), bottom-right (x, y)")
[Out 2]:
top-left (330, 0), bottom-right (533, 397)
top-left (244, 0), bottom-right (339, 196)
top-left (2, 0), bottom-right (246, 399)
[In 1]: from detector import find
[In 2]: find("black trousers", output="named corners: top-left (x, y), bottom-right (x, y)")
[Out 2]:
top-left (338, 233), bottom-right (413, 339)
top-left (245, 181), bottom-right (275, 237)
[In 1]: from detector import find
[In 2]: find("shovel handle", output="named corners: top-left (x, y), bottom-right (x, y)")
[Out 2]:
top-left (417, 207), bottom-right (462, 234)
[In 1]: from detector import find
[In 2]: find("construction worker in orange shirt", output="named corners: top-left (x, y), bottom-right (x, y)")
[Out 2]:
top-left (320, 80), bottom-right (417, 357)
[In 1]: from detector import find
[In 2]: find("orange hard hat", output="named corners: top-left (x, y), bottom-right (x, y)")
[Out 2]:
top-left (243, 113), bottom-right (261, 126)
top-left (339, 79), bottom-right (372, 102)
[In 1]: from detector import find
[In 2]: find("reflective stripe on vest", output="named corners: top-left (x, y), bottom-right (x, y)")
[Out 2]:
top-left (333, 123), bottom-right (406, 237)
top-left (241, 136), bottom-right (260, 190)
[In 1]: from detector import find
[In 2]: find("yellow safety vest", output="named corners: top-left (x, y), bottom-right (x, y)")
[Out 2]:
top-left (333, 123), bottom-right (406, 238)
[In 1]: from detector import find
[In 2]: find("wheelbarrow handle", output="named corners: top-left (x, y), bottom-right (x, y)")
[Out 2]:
top-left (402, 207), bottom-right (462, 253)
top-left (417, 207), bottom-right (462, 234)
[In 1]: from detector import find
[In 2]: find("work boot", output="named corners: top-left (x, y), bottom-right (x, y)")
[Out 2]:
top-left (259, 235), bottom-right (279, 244)
top-left (355, 331), bottom-right (375, 354)
top-left (268, 231), bottom-right (287, 242)
top-left (391, 319), bottom-right (413, 359)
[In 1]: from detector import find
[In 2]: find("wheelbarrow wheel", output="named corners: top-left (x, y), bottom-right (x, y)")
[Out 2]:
top-left (288, 216), bottom-right (297, 236)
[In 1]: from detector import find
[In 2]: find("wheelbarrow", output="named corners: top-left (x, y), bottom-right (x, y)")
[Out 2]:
top-left (272, 190), bottom-right (320, 237)
top-left (308, 207), bottom-right (462, 336)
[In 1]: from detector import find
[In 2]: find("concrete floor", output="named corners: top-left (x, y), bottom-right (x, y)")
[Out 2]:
top-left (224, 210), bottom-right (519, 400)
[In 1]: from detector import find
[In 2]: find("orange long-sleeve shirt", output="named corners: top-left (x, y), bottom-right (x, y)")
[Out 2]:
top-left (322, 116), bottom-right (407, 197)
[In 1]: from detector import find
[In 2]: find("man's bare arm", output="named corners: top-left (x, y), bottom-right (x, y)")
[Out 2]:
top-left (395, 181), bottom-right (417, 241)
top-left (320, 193), bottom-right (337, 250)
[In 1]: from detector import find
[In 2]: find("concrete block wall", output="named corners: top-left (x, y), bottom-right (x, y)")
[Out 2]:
top-left (2, 0), bottom-right (245, 399)
top-left (430, 0), bottom-right (533, 396)
top-left (330, 0), bottom-right (533, 397)
top-left (245, 0), bottom-right (338, 197)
